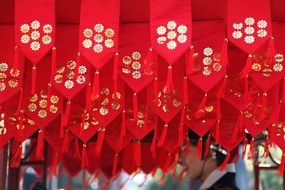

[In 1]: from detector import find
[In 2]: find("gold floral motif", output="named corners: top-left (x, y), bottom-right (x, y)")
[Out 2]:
top-left (10, 68), bottom-right (20, 77)
top-left (49, 105), bottom-right (58, 113)
top-left (101, 98), bottom-right (109, 106)
top-left (28, 103), bottom-right (37, 112)
top-left (31, 31), bottom-right (40, 40)
top-left (202, 67), bottom-right (211, 76)
top-left (31, 20), bottom-right (40, 30)
top-left (273, 63), bottom-right (283, 72)
top-left (64, 80), bottom-right (74, 89)
top-left (0, 63), bottom-right (8, 72)
top-left (66, 71), bottom-right (75, 79)
top-left (83, 28), bottom-right (93, 38)
top-left (104, 39), bottom-right (114, 48)
top-left (122, 68), bottom-right (131, 74)
top-left (43, 24), bottom-right (53, 34)
top-left (54, 74), bottom-right (63, 84)
top-left (262, 68), bottom-right (272, 77)
top-left (30, 94), bottom-right (38, 102)
top-left (0, 73), bottom-right (7, 79)
top-left (67, 61), bottom-right (76, 70)
top-left (21, 35), bottom-right (30, 44)
top-left (99, 107), bottom-right (108, 116)
top-left (101, 88), bottom-right (110, 95)
top-left (105, 28), bottom-right (115, 38)
top-left (50, 95), bottom-right (59, 104)
top-left (38, 110), bottom-right (47, 118)
top-left (172, 99), bottom-right (182, 107)
top-left (76, 75), bottom-right (86, 84)
top-left (132, 71), bottom-right (141, 79)
top-left (30, 41), bottom-right (41, 51)
top-left (111, 102), bottom-right (120, 110)
top-left (94, 24), bottom-right (104, 33)
top-left (94, 34), bottom-right (104, 43)
top-left (132, 52), bottom-right (141, 60)
top-left (205, 105), bottom-right (214, 112)
top-left (252, 63), bottom-right (261, 71)
top-left (275, 54), bottom-right (284, 63)
top-left (39, 99), bottom-right (47, 109)
top-left (0, 82), bottom-right (5, 91)
top-left (42, 35), bottom-right (52, 45)
top-left (8, 79), bottom-right (18, 88)
top-left (20, 24), bottom-right (30, 33)
top-left (212, 63), bottom-right (222, 72)
top-left (132, 61), bottom-right (141, 70)
top-left (122, 56), bottom-right (132, 65)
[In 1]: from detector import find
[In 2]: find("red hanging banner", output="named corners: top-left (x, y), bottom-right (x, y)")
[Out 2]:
top-left (79, 0), bottom-right (120, 69)
top-left (15, 0), bottom-right (55, 64)
top-left (150, 0), bottom-right (192, 64)
top-left (227, 0), bottom-right (272, 54)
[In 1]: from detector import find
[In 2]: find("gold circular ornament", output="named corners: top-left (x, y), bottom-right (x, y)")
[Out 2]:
top-left (251, 63), bottom-right (261, 71)
top-left (132, 52), bottom-right (141, 60)
top-left (39, 99), bottom-right (48, 108)
top-left (105, 28), bottom-right (115, 38)
top-left (99, 107), bottom-right (109, 116)
top-left (122, 56), bottom-right (132, 65)
top-left (54, 74), bottom-right (63, 84)
top-left (49, 105), bottom-right (58, 114)
top-left (132, 61), bottom-right (141, 70)
top-left (10, 68), bottom-right (20, 77)
top-left (212, 63), bottom-right (222, 72)
top-left (38, 110), bottom-right (47, 118)
top-left (273, 63), bottom-right (283, 72)
top-left (28, 103), bottom-right (37, 112)
top-left (50, 95), bottom-right (59, 104)
top-left (30, 94), bottom-right (38, 102)
top-left (8, 79), bottom-right (18, 88)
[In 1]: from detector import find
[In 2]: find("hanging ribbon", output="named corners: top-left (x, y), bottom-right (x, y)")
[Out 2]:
top-left (35, 130), bottom-right (44, 160)
top-left (186, 46), bottom-right (195, 75)
top-left (133, 93), bottom-right (138, 121)
top-left (183, 76), bottom-right (189, 104)
top-left (196, 137), bottom-right (203, 160)
top-left (95, 128), bottom-right (105, 155)
top-left (10, 143), bottom-right (23, 168)
top-left (92, 70), bottom-right (100, 100)
top-left (157, 123), bottom-right (168, 147)
top-left (112, 153), bottom-right (119, 176)
top-left (81, 144), bottom-right (89, 168)
top-left (31, 64), bottom-right (37, 94)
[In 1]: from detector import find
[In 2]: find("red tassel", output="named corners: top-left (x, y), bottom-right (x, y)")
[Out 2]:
top-left (120, 110), bottom-right (126, 138)
top-left (242, 139), bottom-right (248, 159)
top-left (186, 46), bottom-right (195, 75)
top-left (165, 65), bottom-right (174, 93)
top-left (18, 110), bottom-right (24, 134)
top-left (282, 78), bottom-right (285, 103)
top-left (178, 108), bottom-right (185, 146)
top-left (143, 106), bottom-right (149, 129)
top-left (263, 138), bottom-right (269, 157)
top-left (217, 75), bottom-right (228, 98)
top-left (243, 75), bottom-right (251, 102)
top-left (46, 83), bottom-right (52, 110)
top-left (248, 138), bottom-right (255, 159)
top-left (216, 99), bottom-right (222, 120)
top-left (154, 77), bottom-right (158, 104)
top-left (51, 47), bottom-right (57, 80)
top-left (112, 153), bottom-right (119, 176)
top-left (163, 153), bottom-right (171, 172)
top-left (13, 45), bottom-right (19, 70)
top-left (204, 134), bottom-right (211, 157)
top-left (240, 55), bottom-right (253, 78)
top-left (95, 128), bottom-right (105, 155)
top-left (35, 130), bottom-right (44, 160)
top-left (267, 37), bottom-right (275, 62)
top-left (92, 70), bottom-right (100, 100)
top-left (133, 93), bottom-right (138, 121)
top-left (278, 153), bottom-right (285, 176)
top-left (134, 141), bottom-right (141, 167)
top-left (215, 120), bottom-right (221, 144)
top-left (31, 64), bottom-right (37, 94)
top-left (259, 92), bottom-right (267, 120)
top-left (219, 153), bottom-right (230, 171)
top-left (61, 131), bottom-right (69, 154)
top-left (60, 113), bottom-right (65, 138)
top-left (220, 39), bottom-right (228, 67)
top-left (183, 76), bottom-right (189, 104)
top-left (10, 143), bottom-right (23, 168)
top-left (195, 93), bottom-right (208, 117)
top-left (74, 138), bottom-right (81, 159)
top-left (157, 123), bottom-right (168, 147)
top-left (151, 127), bottom-right (157, 159)
top-left (81, 144), bottom-right (89, 168)
top-left (16, 88), bottom-right (23, 115)
top-left (85, 83), bottom-right (91, 112)
top-left (270, 101), bottom-right (281, 124)
top-left (113, 52), bottom-right (119, 93)
top-left (51, 152), bottom-right (60, 176)
top-left (231, 115), bottom-right (243, 142)
top-left (63, 100), bottom-right (71, 126)
top-left (178, 168), bottom-right (187, 182)
top-left (144, 48), bottom-right (154, 74)
top-left (184, 138), bottom-right (190, 157)
top-left (197, 138), bottom-right (203, 160)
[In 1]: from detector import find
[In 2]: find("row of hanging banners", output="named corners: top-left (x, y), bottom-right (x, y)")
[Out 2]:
top-left (0, 0), bottom-right (285, 180)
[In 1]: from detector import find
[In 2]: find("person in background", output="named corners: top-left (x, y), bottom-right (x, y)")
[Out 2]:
top-left (179, 130), bottom-right (239, 190)
top-left (32, 182), bottom-right (47, 190)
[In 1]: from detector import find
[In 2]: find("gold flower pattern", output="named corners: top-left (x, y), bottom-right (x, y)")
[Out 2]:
top-left (0, 62), bottom-right (21, 92)
top-left (251, 53), bottom-right (284, 77)
top-left (122, 51), bottom-right (154, 79)
top-left (201, 47), bottom-right (223, 76)
top-left (232, 17), bottom-right (268, 44)
top-left (155, 87), bottom-right (182, 113)
top-left (20, 20), bottom-right (53, 51)
top-left (54, 60), bottom-right (87, 89)
top-left (27, 90), bottom-right (59, 119)
top-left (82, 24), bottom-right (115, 53)
top-left (156, 20), bottom-right (188, 50)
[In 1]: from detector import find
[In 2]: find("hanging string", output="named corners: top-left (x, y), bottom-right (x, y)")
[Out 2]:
top-left (220, 39), bottom-right (228, 67)
top-left (50, 47), bottom-right (57, 80)
top-left (133, 93), bottom-right (138, 121)
top-left (81, 144), bottom-right (89, 168)
top-left (85, 83), bottom-right (92, 112)
top-left (112, 153), bottom-right (119, 176)
top-left (92, 70), bottom-right (100, 100)
top-left (196, 137), bottom-right (203, 160)
top-left (113, 52), bottom-right (119, 93)
top-left (31, 64), bottom-right (37, 94)
top-left (183, 76), bottom-right (189, 104)
top-left (165, 65), bottom-right (174, 93)
top-left (217, 75), bottom-right (228, 98)
top-left (95, 128), bottom-right (105, 155)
